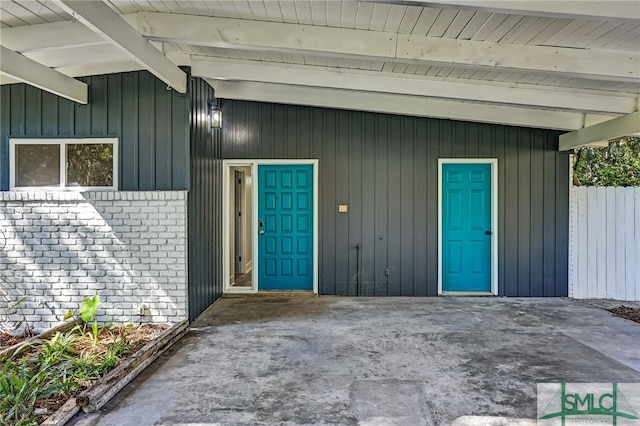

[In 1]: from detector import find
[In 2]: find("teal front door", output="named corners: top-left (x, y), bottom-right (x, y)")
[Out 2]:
top-left (258, 165), bottom-right (313, 290)
top-left (442, 163), bottom-right (492, 292)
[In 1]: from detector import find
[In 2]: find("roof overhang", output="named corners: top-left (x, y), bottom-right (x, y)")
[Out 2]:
top-left (0, 0), bottom-right (637, 149)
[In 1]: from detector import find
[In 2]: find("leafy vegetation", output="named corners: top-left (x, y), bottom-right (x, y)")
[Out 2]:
top-left (573, 137), bottom-right (640, 187)
top-left (0, 296), bottom-right (164, 425)
top-left (0, 327), bottom-right (132, 425)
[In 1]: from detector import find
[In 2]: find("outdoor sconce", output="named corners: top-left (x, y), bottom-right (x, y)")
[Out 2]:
top-left (209, 101), bottom-right (222, 129)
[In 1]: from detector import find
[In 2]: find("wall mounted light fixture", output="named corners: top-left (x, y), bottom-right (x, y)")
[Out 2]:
top-left (209, 100), bottom-right (222, 129)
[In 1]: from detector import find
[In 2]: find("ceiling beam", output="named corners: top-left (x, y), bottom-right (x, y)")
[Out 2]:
top-left (399, 1), bottom-right (640, 21)
top-left (210, 80), bottom-right (617, 131)
top-left (192, 57), bottom-right (636, 115)
top-left (52, 2), bottom-right (186, 93)
top-left (559, 111), bottom-right (640, 150)
top-left (136, 11), bottom-right (639, 83)
top-left (0, 20), bottom-right (103, 53)
top-left (0, 46), bottom-right (88, 103)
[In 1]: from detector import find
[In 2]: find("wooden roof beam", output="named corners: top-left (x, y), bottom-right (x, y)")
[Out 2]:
top-left (559, 111), bottom-right (640, 150)
top-left (0, 45), bottom-right (87, 104)
top-left (136, 12), bottom-right (640, 83)
top-left (396, 1), bottom-right (640, 21)
top-left (52, 1), bottom-right (186, 93)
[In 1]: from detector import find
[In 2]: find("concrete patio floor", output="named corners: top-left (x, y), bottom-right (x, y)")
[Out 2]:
top-left (69, 295), bottom-right (640, 426)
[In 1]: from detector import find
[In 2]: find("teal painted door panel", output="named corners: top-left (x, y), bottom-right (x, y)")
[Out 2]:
top-left (442, 163), bottom-right (492, 292)
top-left (258, 165), bottom-right (313, 290)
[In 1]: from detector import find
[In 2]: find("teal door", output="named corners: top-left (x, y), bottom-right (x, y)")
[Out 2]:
top-left (258, 165), bottom-right (313, 290)
top-left (442, 163), bottom-right (492, 292)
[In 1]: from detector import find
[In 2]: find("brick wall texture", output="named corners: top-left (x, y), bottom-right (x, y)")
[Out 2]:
top-left (0, 191), bottom-right (188, 332)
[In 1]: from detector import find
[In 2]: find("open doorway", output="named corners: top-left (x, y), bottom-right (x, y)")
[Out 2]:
top-left (228, 166), bottom-right (253, 288)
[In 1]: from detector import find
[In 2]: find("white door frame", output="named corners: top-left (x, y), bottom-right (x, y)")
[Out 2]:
top-left (222, 159), bottom-right (319, 294)
top-left (438, 159), bottom-right (498, 296)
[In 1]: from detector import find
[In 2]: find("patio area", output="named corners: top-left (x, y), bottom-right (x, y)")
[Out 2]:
top-left (69, 295), bottom-right (640, 425)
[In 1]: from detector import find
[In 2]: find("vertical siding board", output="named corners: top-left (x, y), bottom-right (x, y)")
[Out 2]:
top-left (542, 134), bottom-right (557, 296)
top-left (273, 104), bottom-right (286, 159)
top-left (625, 188), bottom-right (637, 301)
top-left (120, 73), bottom-right (139, 190)
top-left (73, 78), bottom-right (89, 136)
top-left (594, 187), bottom-right (608, 298)
top-left (0, 86), bottom-right (10, 189)
top-left (348, 111), bottom-right (363, 296)
top-left (360, 112), bottom-right (376, 296)
top-left (554, 150), bottom-right (569, 296)
top-left (504, 127), bottom-right (519, 295)
top-left (57, 98), bottom-right (73, 137)
top-left (90, 75), bottom-right (107, 135)
top-left (629, 188), bottom-right (640, 300)
top-left (467, 122), bottom-right (480, 157)
top-left (298, 107), bottom-right (311, 158)
top-left (493, 126), bottom-right (507, 295)
top-left (426, 119), bottom-right (441, 295)
top-left (322, 109), bottom-right (337, 294)
top-left (246, 102), bottom-right (261, 159)
top-left (25, 85), bottom-right (42, 136)
top-left (452, 121), bottom-right (466, 157)
top-left (154, 79), bottom-right (172, 190)
top-left (10, 84), bottom-right (25, 136)
top-left (529, 131), bottom-right (544, 296)
top-left (258, 104), bottom-right (274, 159)
top-left (517, 129), bottom-right (531, 296)
top-left (374, 114), bottom-right (389, 295)
top-left (311, 108), bottom-right (325, 291)
top-left (586, 187), bottom-right (598, 298)
top-left (286, 105), bottom-right (298, 158)
top-left (137, 74), bottom-right (155, 190)
top-left (335, 110), bottom-right (350, 295)
top-left (387, 116), bottom-right (402, 296)
top-left (107, 74), bottom-right (121, 136)
top-left (605, 188), bottom-right (617, 298)
top-left (413, 118), bottom-right (428, 296)
top-left (400, 117), bottom-right (415, 295)
top-left (171, 90), bottom-right (189, 189)
top-left (41, 92), bottom-right (58, 136)
top-left (576, 187), bottom-right (589, 298)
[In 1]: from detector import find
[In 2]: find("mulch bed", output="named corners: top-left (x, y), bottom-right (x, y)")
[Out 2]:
top-left (0, 332), bottom-right (31, 348)
top-left (607, 305), bottom-right (640, 324)
top-left (1, 323), bottom-right (169, 422)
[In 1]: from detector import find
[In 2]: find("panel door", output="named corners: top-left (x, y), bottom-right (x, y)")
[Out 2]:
top-left (258, 165), bottom-right (313, 290)
top-left (442, 163), bottom-right (492, 292)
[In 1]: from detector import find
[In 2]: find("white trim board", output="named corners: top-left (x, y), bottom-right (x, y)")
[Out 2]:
top-left (222, 159), bottom-right (319, 295)
top-left (438, 159), bottom-right (498, 296)
top-left (9, 137), bottom-right (119, 191)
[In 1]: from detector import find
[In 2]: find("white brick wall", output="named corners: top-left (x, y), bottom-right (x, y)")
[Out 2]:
top-left (0, 191), bottom-right (188, 332)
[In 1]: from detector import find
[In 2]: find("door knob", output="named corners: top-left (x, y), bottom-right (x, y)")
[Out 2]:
top-left (258, 230), bottom-right (265, 235)
top-left (485, 230), bottom-right (492, 235)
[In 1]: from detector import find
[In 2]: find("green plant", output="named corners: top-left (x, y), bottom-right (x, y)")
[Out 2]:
top-left (0, 324), bottom-right (134, 425)
top-left (66, 295), bottom-right (103, 346)
top-left (573, 137), bottom-right (640, 186)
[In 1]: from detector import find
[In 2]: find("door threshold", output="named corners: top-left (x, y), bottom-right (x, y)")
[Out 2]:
top-left (440, 291), bottom-right (495, 296)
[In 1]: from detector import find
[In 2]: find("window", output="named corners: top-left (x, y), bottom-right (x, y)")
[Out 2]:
top-left (10, 138), bottom-right (118, 190)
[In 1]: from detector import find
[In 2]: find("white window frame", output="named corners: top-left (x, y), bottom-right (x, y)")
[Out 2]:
top-left (9, 138), bottom-right (119, 191)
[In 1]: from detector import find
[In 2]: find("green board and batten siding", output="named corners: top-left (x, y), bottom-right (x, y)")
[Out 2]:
top-left (221, 100), bottom-right (569, 297)
top-left (188, 77), bottom-right (223, 321)
top-left (0, 72), bottom-right (189, 191)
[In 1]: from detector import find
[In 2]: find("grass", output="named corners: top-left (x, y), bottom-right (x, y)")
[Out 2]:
top-left (0, 323), bottom-right (166, 426)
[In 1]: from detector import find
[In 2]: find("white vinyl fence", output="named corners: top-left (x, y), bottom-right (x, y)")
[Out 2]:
top-left (569, 186), bottom-right (640, 301)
